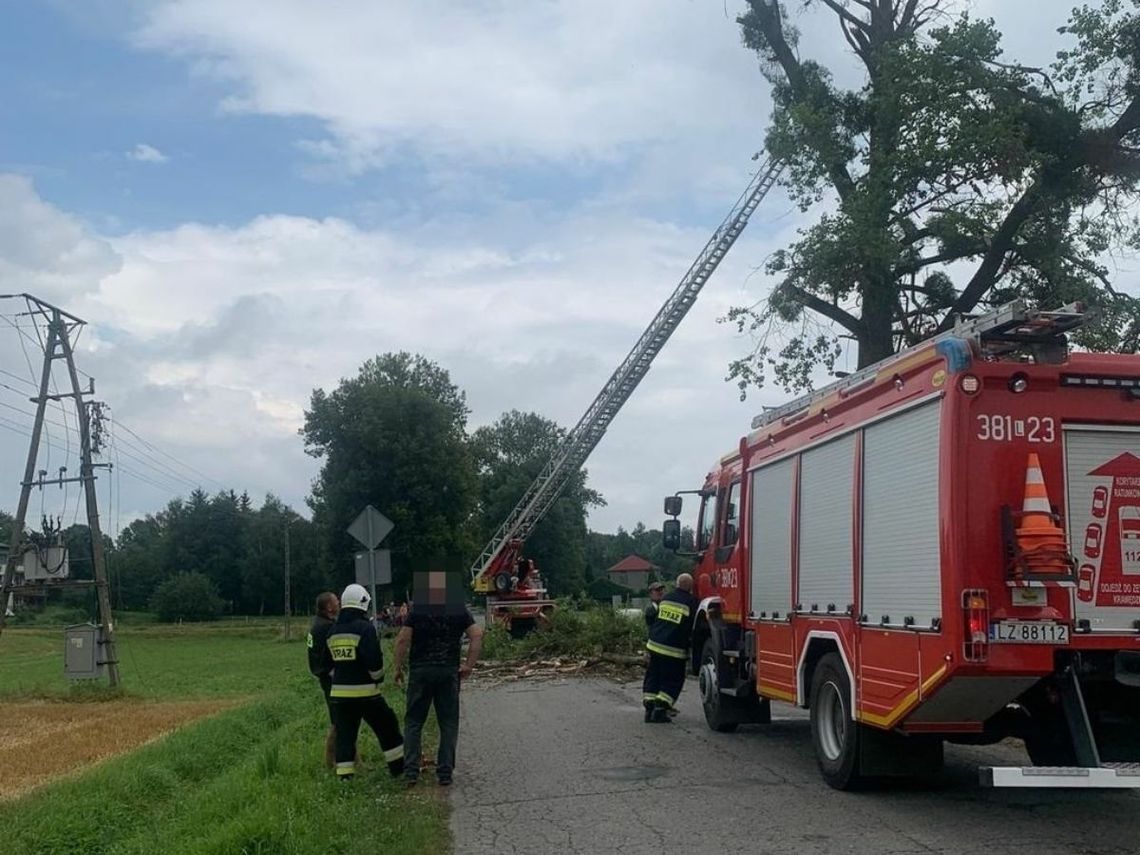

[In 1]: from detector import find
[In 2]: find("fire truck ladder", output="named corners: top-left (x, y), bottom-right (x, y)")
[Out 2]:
top-left (470, 157), bottom-right (786, 585)
top-left (750, 300), bottom-right (1090, 431)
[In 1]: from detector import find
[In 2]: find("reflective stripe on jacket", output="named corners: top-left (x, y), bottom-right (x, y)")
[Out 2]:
top-left (319, 609), bottom-right (384, 700)
top-left (646, 589), bottom-right (697, 660)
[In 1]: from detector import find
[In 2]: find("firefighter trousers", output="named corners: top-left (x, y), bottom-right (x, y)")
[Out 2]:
top-left (332, 695), bottom-right (405, 778)
top-left (643, 651), bottom-right (687, 710)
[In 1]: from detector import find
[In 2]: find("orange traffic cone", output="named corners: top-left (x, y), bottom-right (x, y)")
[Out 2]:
top-left (1015, 453), bottom-right (1071, 574)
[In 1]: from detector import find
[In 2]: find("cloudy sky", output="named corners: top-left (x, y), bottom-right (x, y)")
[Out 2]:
top-left (0, 0), bottom-right (1094, 539)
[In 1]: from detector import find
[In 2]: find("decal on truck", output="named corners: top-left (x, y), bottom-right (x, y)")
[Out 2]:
top-left (1079, 452), bottom-right (1140, 607)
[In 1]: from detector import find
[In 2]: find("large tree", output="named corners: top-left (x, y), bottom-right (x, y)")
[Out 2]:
top-left (302, 353), bottom-right (478, 595)
top-left (471, 410), bottom-right (603, 596)
top-left (727, 0), bottom-right (1140, 394)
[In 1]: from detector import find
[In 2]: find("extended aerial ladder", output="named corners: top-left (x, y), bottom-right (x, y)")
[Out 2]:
top-left (470, 157), bottom-right (785, 630)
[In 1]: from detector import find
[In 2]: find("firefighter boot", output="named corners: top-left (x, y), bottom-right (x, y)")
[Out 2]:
top-left (650, 704), bottom-right (672, 724)
top-left (643, 700), bottom-right (653, 723)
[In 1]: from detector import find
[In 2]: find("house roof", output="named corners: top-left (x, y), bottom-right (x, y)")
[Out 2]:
top-left (606, 554), bottom-right (659, 574)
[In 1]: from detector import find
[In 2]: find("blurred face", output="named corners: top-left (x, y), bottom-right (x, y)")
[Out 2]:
top-left (428, 570), bottom-right (446, 605)
top-left (328, 596), bottom-right (340, 617)
top-left (650, 587), bottom-right (664, 603)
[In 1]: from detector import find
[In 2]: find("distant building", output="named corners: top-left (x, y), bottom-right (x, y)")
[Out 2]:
top-left (605, 554), bottom-right (660, 591)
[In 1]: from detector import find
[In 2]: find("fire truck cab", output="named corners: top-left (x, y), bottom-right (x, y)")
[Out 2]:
top-left (663, 302), bottom-right (1140, 789)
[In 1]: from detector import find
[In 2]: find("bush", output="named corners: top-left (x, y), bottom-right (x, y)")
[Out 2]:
top-left (482, 601), bottom-right (646, 661)
top-left (149, 573), bottom-right (223, 622)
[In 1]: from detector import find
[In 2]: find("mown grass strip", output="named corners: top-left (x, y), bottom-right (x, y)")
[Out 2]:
top-left (0, 627), bottom-right (304, 701)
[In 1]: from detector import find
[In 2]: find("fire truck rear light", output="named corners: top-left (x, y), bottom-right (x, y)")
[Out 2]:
top-left (962, 588), bottom-right (989, 663)
top-left (960, 375), bottom-right (981, 394)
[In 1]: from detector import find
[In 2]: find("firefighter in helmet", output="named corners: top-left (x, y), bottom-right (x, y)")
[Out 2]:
top-left (643, 573), bottom-right (697, 723)
top-left (321, 583), bottom-right (405, 780)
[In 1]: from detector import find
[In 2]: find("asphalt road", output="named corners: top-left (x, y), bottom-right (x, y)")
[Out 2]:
top-left (448, 675), bottom-right (1138, 855)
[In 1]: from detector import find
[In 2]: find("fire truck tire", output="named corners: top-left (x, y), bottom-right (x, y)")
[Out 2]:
top-left (699, 637), bottom-right (739, 733)
top-left (809, 653), bottom-right (864, 790)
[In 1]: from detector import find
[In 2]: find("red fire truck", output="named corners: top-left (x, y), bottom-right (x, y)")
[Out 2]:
top-left (663, 301), bottom-right (1140, 789)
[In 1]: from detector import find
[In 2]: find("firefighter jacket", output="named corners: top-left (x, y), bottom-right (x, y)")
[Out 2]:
top-left (320, 608), bottom-right (385, 700)
top-left (646, 588), bottom-right (697, 660)
top-left (306, 614), bottom-right (335, 679)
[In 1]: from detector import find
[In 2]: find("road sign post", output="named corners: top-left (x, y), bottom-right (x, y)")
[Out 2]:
top-left (348, 505), bottom-right (394, 612)
top-left (355, 549), bottom-right (392, 608)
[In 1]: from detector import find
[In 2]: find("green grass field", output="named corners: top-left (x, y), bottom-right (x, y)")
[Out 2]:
top-left (0, 620), bottom-right (448, 855)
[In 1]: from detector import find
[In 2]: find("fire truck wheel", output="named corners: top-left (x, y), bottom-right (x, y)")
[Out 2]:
top-left (699, 637), bottom-right (738, 733)
top-left (810, 653), bottom-right (864, 790)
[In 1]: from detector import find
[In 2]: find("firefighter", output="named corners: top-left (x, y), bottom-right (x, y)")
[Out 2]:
top-left (642, 573), bottom-right (697, 723)
top-left (643, 581), bottom-right (665, 628)
top-left (306, 590), bottom-right (340, 768)
top-left (321, 583), bottom-right (405, 780)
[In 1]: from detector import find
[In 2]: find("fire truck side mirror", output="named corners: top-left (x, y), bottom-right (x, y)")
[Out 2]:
top-left (662, 519), bottom-right (681, 551)
top-left (664, 495), bottom-right (683, 516)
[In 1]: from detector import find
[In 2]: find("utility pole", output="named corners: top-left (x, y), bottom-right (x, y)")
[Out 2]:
top-left (0, 294), bottom-right (120, 687)
top-left (283, 522), bottom-right (292, 641)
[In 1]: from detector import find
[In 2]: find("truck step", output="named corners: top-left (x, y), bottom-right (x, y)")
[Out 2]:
top-left (980, 763), bottom-right (1140, 788)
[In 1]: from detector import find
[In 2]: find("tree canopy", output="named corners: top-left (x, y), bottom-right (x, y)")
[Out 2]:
top-left (727, 0), bottom-right (1140, 395)
top-left (471, 410), bottom-right (603, 596)
top-left (302, 352), bottom-right (480, 595)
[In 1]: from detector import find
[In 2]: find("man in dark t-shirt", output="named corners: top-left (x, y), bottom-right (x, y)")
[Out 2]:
top-left (392, 570), bottom-right (484, 787)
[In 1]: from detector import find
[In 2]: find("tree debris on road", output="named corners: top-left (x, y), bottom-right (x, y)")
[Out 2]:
top-left (473, 653), bottom-right (644, 686)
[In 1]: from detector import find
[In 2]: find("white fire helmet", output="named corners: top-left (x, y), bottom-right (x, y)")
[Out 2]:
top-left (340, 584), bottom-right (371, 611)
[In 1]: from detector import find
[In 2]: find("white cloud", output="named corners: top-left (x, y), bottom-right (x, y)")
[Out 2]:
top-left (133, 0), bottom-right (768, 172)
top-left (127, 143), bottom-right (170, 164)
top-left (2, 0), bottom-right (1107, 539)
top-left (129, 0), bottom-right (1078, 178)
top-left (0, 174), bottom-right (121, 304)
top-left (0, 172), bottom-right (802, 533)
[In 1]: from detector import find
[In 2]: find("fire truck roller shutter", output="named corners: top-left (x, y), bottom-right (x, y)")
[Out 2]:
top-left (862, 400), bottom-right (942, 629)
top-left (798, 434), bottom-right (857, 614)
top-left (750, 458), bottom-right (795, 617)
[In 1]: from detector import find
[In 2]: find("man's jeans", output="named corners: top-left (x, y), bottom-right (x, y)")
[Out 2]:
top-left (403, 665), bottom-right (461, 780)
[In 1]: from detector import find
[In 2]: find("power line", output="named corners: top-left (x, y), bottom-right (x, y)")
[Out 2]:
top-left (1, 389), bottom-right (205, 495)
top-left (0, 415), bottom-right (71, 455)
top-left (117, 463), bottom-right (192, 495)
top-left (0, 396), bottom-right (73, 435)
top-left (0, 368), bottom-right (36, 390)
top-left (1, 311), bottom-right (54, 481)
top-left (103, 427), bottom-right (207, 490)
top-left (111, 443), bottom-right (201, 493)
top-left (109, 415), bottom-right (229, 491)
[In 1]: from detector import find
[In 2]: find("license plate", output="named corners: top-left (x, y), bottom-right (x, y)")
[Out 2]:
top-left (990, 621), bottom-right (1070, 644)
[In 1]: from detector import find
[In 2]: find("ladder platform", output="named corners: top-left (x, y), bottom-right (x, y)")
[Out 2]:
top-left (750, 300), bottom-right (1089, 432)
top-left (980, 763), bottom-right (1140, 788)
